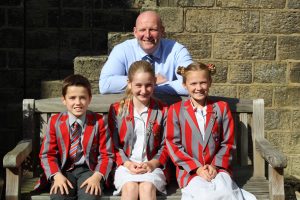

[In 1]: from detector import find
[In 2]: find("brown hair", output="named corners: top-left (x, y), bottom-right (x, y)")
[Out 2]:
top-left (62, 74), bottom-right (92, 97)
top-left (118, 60), bottom-right (155, 116)
top-left (177, 62), bottom-right (216, 84)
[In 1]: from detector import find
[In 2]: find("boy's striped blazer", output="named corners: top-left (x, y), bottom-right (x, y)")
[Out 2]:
top-left (39, 110), bottom-right (114, 180)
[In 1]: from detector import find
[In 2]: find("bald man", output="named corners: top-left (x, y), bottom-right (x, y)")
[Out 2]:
top-left (99, 10), bottom-right (192, 95)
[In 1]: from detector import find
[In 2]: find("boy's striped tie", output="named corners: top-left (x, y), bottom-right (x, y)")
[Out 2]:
top-left (69, 122), bottom-right (80, 161)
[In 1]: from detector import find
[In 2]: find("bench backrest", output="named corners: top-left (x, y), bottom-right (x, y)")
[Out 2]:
top-left (23, 94), bottom-right (263, 177)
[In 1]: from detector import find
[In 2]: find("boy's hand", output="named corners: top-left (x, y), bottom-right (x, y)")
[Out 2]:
top-left (50, 172), bottom-right (73, 195)
top-left (80, 172), bottom-right (102, 196)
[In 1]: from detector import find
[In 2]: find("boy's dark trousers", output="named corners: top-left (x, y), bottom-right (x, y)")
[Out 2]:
top-left (50, 164), bottom-right (103, 200)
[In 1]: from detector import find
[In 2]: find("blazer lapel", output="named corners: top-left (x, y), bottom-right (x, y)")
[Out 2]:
top-left (182, 100), bottom-right (204, 146)
top-left (145, 98), bottom-right (158, 143)
top-left (82, 113), bottom-right (95, 157)
top-left (203, 101), bottom-right (217, 149)
top-left (59, 114), bottom-right (70, 166)
top-left (126, 100), bottom-right (135, 150)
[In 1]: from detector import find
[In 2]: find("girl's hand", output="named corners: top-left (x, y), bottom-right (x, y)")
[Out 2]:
top-left (207, 165), bottom-right (218, 179)
top-left (196, 165), bottom-right (212, 181)
top-left (80, 172), bottom-right (102, 195)
top-left (124, 161), bottom-right (146, 174)
top-left (50, 172), bottom-right (73, 195)
top-left (140, 159), bottom-right (161, 173)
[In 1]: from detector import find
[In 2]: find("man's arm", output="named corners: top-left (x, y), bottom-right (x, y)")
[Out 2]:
top-left (99, 45), bottom-right (129, 94)
top-left (155, 45), bottom-right (192, 95)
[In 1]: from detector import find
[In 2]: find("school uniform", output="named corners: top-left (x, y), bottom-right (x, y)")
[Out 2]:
top-left (39, 110), bottom-right (114, 200)
top-left (166, 99), bottom-right (256, 200)
top-left (108, 98), bottom-right (169, 195)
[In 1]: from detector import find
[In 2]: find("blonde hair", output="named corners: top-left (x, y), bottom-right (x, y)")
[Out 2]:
top-left (118, 60), bottom-right (155, 116)
top-left (177, 62), bottom-right (216, 84)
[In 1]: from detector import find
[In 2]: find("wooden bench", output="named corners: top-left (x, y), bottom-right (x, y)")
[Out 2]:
top-left (3, 94), bottom-right (287, 200)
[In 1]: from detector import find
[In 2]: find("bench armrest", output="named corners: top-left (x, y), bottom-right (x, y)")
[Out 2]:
top-left (3, 139), bottom-right (32, 168)
top-left (255, 138), bottom-right (287, 168)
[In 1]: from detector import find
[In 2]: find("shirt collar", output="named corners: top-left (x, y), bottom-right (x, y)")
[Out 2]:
top-left (190, 99), bottom-right (207, 113)
top-left (68, 112), bottom-right (86, 128)
top-left (136, 39), bottom-right (162, 60)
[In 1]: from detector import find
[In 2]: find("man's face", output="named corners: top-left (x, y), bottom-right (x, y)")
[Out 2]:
top-left (134, 12), bottom-right (164, 55)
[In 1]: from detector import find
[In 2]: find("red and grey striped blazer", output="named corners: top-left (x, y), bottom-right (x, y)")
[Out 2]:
top-left (39, 111), bottom-right (114, 180)
top-left (166, 99), bottom-right (235, 188)
top-left (108, 98), bottom-right (168, 167)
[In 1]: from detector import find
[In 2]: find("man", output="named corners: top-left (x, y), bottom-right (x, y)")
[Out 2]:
top-left (99, 10), bottom-right (193, 95)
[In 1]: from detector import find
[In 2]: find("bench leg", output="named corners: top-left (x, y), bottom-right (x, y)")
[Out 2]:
top-left (5, 167), bottom-right (21, 200)
top-left (269, 165), bottom-right (284, 200)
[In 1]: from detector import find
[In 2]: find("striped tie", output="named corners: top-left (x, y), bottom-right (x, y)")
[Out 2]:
top-left (69, 122), bottom-right (80, 161)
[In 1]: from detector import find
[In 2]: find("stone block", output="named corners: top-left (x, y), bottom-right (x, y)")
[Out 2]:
top-left (0, 88), bottom-right (23, 102)
top-left (278, 36), bottom-right (300, 60)
top-left (238, 86), bottom-right (273, 107)
top-left (62, 0), bottom-right (83, 7)
top-left (48, 0), bottom-right (59, 7)
top-left (93, 9), bottom-right (138, 31)
top-left (0, 8), bottom-right (5, 27)
top-left (74, 56), bottom-right (107, 82)
top-left (0, 0), bottom-right (22, 6)
top-left (158, 7), bottom-right (184, 33)
top-left (61, 30), bottom-right (93, 50)
top-left (290, 63), bottom-right (300, 83)
top-left (266, 131), bottom-right (291, 153)
top-left (0, 51), bottom-right (6, 68)
top-left (108, 32), bottom-right (134, 53)
top-left (261, 11), bottom-right (300, 34)
top-left (26, 30), bottom-right (58, 49)
top-left (41, 80), bottom-right (62, 98)
top-left (265, 109), bottom-right (292, 130)
top-left (158, 0), bottom-right (214, 7)
top-left (61, 9), bottom-right (83, 28)
top-left (274, 87), bottom-right (300, 107)
top-left (228, 62), bottom-right (252, 84)
top-left (214, 35), bottom-right (276, 60)
top-left (287, 0), bottom-right (300, 9)
top-left (292, 110), bottom-right (300, 130)
top-left (26, 49), bottom-right (59, 69)
top-left (8, 50), bottom-right (23, 68)
top-left (254, 62), bottom-right (287, 84)
top-left (216, 0), bottom-right (285, 8)
top-left (7, 8), bottom-right (24, 27)
top-left (186, 9), bottom-right (259, 33)
top-left (26, 9), bottom-right (47, 28)
top-left (210, 85), bottom-right (237, 98)
top-left (291, 155), bottom-right (300, 176)
top-left (0, 28), bottom-right (23, 48)
top-left (48, 9), bottom-right (59, 27)
top-left (0, 69), bottom-right (23, 88)
top-left (167, 33), bottom-right (211, 59)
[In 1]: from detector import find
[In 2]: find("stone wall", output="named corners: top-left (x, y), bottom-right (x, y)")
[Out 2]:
top-left (75, 1), bottom-right (300, 177)
top-left (0, 0), bottom-right (139, 168)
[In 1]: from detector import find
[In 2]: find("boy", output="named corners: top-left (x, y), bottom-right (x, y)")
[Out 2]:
top-left (39, 74), bottom-right (114, 200)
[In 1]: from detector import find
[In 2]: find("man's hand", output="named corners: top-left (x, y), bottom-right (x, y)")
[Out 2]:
top-left (156, 74), bottom-right (167, 85)
top-left (80, 172), bottom-right (103, 196)
top-left (50, 172), bottom-right (73, 195)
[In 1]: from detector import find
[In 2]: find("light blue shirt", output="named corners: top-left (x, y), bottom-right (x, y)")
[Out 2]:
top-left (99, 38), bottom-right (193, 95)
